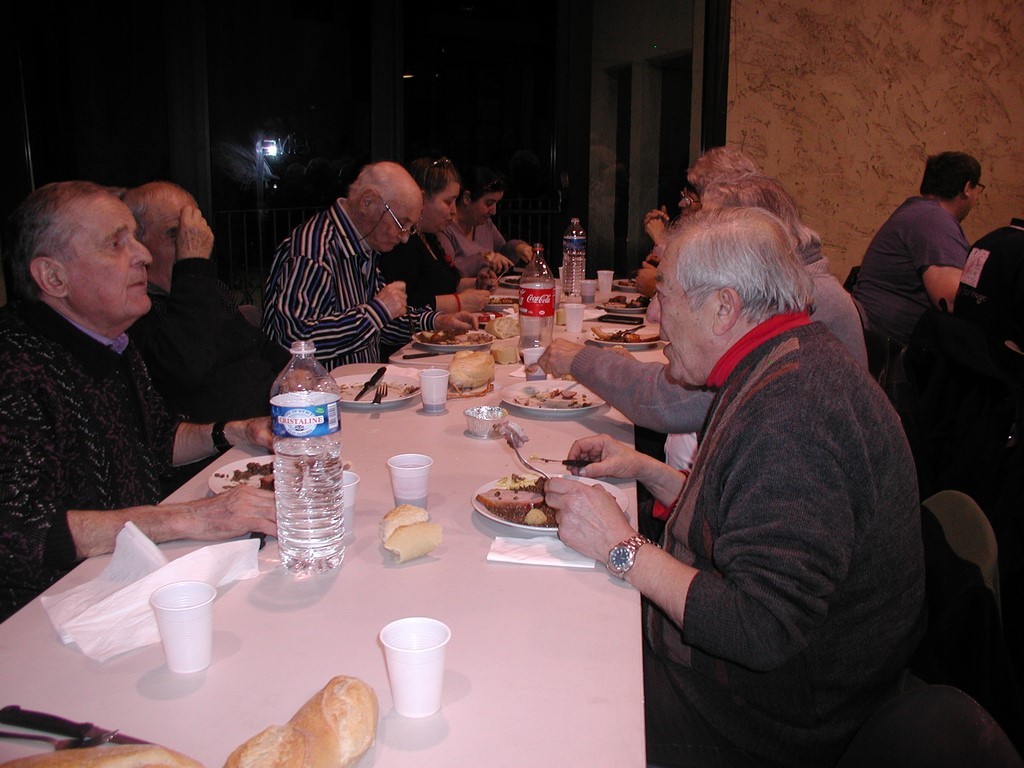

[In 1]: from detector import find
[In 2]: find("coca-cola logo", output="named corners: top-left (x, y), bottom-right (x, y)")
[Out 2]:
top-left (519, 287), bottom-right (555, 317)
top-left (523, 293), bottom-right (553, 305)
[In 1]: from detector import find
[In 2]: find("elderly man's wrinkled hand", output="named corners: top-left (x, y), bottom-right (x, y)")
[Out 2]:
top-left (544, 475), bottom-right (634, 561)
top-left (176, 205), bottom-right (215, 260)
top-left (435, 311), bottom-right (478, 332)
top-left (376, 281), bottom-right (408, 319)
top-left (643, 206), bottom-right (669, 244)
top-left (567, 434), bottom-right (645, 481)
top-left (191, 485), bottom-right (277, 539)
top-left (230, 418), bottom-right (273, 450)
top-left (539, 339), bottom-right (583, 377)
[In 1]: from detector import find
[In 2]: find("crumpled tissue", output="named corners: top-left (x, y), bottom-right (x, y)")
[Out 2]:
top-left (486, 536), bottom-right (595, 569)
top-left (41, 522), bottom-right (261, 662)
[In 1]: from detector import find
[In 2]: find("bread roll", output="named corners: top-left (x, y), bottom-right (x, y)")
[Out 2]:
top-left (383, 522), bottom-right (443, 563)
top-left (484, 315), bottom-right (519, 339)
top-left (490, 345), bottom-right (519, 365)
top-left (223, 675), bottom-right (378, 768)
top-left (448, 350), bottom-right (494, 390)
top-left (0, 744), bottom-right (203, 768)
top-left (379, 504), bottom-right (428, 543)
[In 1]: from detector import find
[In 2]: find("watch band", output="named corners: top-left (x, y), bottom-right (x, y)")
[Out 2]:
top-left (211, 421), bottom-right (232, 453)
top-left (607, 534), bottom-right (654, 578)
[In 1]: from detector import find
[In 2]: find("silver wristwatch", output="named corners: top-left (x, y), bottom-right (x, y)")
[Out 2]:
top-left (607, 535), bottom-right (654, 578)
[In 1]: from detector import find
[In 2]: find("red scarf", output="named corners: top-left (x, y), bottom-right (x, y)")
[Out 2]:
top-left (706, 310), bottom-right (811, 388)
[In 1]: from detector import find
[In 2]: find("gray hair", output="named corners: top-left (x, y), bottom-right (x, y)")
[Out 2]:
top-left (664, 207), bottom-right (814, 325)
top-left (122, 181), bottom-right (197, 239)
top-left (702, 174), bottom-right (822, 265)
top-left (5, 180), bottom-right (113, 301)
top-left (687, 146), bottom-right (760, 194)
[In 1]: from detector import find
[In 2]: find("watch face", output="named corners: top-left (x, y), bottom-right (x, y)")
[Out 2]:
top-left (609, 545), bottom-right (633, 573)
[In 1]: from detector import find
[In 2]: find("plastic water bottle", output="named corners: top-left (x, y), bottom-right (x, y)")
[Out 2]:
top-left (519, 243), bottom-right (555, 352)
top-left (270, 340), bottom-right (346, 575)
top-left (561, 217), bottom-right (587, 298)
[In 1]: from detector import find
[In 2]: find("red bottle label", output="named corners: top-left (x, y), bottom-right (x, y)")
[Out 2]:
top-left (519, 287), bottom-right (555, 318)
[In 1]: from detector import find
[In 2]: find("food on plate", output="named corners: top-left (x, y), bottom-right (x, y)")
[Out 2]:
top-left (510, 385), bottom-right (595, 409)
top-left (476, 473), bottom-right (555, 527)
top-left (604, 294), bottom-right (650, 309)
top-left (223, 675), bottom-right (378, 768)
top-left (415, 329), bottom-right (494, 346)
top-left (260, 475), bottom-right (275, 492)
top-left (487, 295), bottom-right (518, 306)
top-left (449, 350), bottom-right (495, 390)
top-left (590, 327), bottom-right (660, 343)
top-left (379, 504), bottom-right (442, 563)
top-left (0, 744), bottom-right (203, 767)
top-left (490, 345), bottom-right (519, 365)
top-left (213, 460), bottom-right (273, 486)
top-left (337, 379), bottom-right (418, 399)
top-left (484, 315), bottom-right (519, 339)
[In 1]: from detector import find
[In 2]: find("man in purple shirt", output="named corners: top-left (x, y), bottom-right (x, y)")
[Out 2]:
top-left (853, 151), bottom-right (984, 345)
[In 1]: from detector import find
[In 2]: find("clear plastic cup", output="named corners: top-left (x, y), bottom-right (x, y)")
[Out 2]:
top-left (150, 581), bottom-right (216, 674)
top-left (380, 617), bottom-right (452, 718)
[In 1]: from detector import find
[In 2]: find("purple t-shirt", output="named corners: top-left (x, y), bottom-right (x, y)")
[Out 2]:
top-left (853, 197), bottom-right (969, 344)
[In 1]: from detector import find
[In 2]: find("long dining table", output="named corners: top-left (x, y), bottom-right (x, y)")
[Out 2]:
top-left (0, 304), bottom-right (663, 767)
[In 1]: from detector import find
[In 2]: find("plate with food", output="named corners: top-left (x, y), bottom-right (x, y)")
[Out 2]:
top-left (597, 294), bottom-right (650, 314)
top-left (208, 456), bottom-right (275, 494)
top-left (498, 275), bottom-right (521, 289)
top-left (499, 381), bottom-right (604, 416)
top-left (485, 296), bottom-right (519, 312)
top-left (412, 329), bottom-right (495, 352)
top-left (586, 326), bottom-right (662, 350)
top-left (333, 373), bottom-right (421, 409)
top-left (611, 278), bottom-right (639, 293)
top-left (472, 473), bottom-right (628, 533)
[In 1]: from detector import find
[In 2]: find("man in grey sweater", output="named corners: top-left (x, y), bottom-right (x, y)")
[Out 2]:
top-left (544, 207), bottom-right (924, 767)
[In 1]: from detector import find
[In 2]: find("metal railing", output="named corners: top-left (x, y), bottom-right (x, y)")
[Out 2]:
top-left (212, 197), bottom-right (564, 309)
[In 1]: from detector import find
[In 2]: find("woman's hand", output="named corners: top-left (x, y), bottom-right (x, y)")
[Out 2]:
top-left (514, 242), bottom-right (535, 264)
top-left (457, 289), bottom-right (489, 312)
top-left (484, 251), bottom-right (515, 275)
top-left (643, 206), bottom-right (670, 244)
top-left (475, 267), bottom-right (498, 291)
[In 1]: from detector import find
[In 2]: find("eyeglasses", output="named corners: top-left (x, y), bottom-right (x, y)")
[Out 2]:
top-left (382, 200), bottom-right (417, 236)
top-left (679, 189), bottom-right (702, 209)
top-left (975, 182), bottom-right (986, 192)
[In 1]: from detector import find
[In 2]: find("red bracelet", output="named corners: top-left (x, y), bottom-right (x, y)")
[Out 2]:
top-left (454, 294), bottom-right (462, 311)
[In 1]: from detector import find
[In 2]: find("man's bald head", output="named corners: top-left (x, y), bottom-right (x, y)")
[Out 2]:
top-left (344, 161), bottom-right (423, 252)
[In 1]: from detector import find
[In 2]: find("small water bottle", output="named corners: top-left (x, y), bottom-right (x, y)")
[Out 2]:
top-left (518, 244), bottom-right (555, 352)
top-left (561, 217), bottom-right (587, 298)
top-left (270, 340), bottom-right (346, 576)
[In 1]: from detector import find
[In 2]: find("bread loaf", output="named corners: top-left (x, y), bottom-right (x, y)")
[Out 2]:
top-left (0, 744), bottom-right (203, 768)
top-left (379, 505), bottom-right (441, 562)
top-left (223, 675), bottom-right (377, 768)
top-left (448, 350), bottom-right (494, 390)
top-left (490, 345), bottom-right (519, 365)
top-left (484, 315), bottom-right (519, 339)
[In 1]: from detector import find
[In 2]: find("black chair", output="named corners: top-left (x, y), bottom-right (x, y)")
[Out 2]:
top-left (836, 684), bottom-right (1024, 767)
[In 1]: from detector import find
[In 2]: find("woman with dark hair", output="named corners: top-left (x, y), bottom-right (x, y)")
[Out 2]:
top-left (379, 157), bottom-right (492, 315)
top-left (440, 166), bottom-right (534, 279)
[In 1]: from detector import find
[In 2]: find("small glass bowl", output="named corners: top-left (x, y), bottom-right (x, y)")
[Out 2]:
top-left (464, 406), bottom-right (508, 439)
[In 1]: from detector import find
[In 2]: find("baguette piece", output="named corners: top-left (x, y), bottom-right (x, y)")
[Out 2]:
top-left (484, 315), bottom-right (519, 339)
top-left (0, 745), bottom-right (203, 767)
top-left (223, 675), bottom-right (377, 768)
top-left (490, 345), bottom-right (519, 365)
top-left (384, 522), bottom-right (443, 563)
top-left (379, 504), bottom-right (429, 543)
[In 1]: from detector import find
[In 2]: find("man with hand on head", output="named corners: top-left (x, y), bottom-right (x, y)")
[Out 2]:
top-left (262, 161), bottom-right (477, 368)
top-left (0, 181), bottom-right (277, 621)
top-left (545, 207), bottom-right (925, 767)
top-left (124, 181), bottom-right (289, 424)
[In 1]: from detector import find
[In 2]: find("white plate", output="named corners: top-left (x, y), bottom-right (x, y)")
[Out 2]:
top-left (499, 381), bottom-right (604, 416)
top-left (596, 302), bottom-right (647, 315)
top-left (208, 456), bottom-right (274, 494)
top-left (333, 373), bottom-right (421, 408)
top-left (498, 275), bottom-right (520, 289)
top-left (586, 327), bottom-right (662, 351)
top-left (472, 476), bottom-right (629, 534)
top-left (412, 331), bottom-right (495, 353)
top-left (611, 279), bottom-right (638, 293)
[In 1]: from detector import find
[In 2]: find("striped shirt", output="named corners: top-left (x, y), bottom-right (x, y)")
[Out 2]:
top-left (262, 199), bottom-right (439, 369)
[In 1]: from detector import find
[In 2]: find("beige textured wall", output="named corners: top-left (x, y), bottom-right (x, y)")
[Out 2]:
top-left (726, 0), bottom-right (1024, 281)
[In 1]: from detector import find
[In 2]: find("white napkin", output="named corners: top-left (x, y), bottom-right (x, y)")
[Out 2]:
top-left (509, 365), bottom-right (550, 379)
top-left (487, 536), bottom-right (595, 569)
top-left (41, 523), bottom-right (261, 662)
top-left (385, 364), bottom-right (425, 379)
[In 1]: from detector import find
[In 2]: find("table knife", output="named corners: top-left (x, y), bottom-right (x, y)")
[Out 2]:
top-left (402, 352), bottom-right (441, 359)
top-left (0, 705), bottom-right (150, 745)
top-left (353, 366), bottom-right (387, 401)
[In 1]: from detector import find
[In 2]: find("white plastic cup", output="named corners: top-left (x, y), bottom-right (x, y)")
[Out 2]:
top-left (150, 581), bottom-right (216, 674)
top-left (419, 369), bottom-right (449, 414)
top-left (597, 270), bottom-right (614, 294)
top-left (564, 302), bottom-right (585, 333)
top-left (380, 617), bottom-right (452, 718)
top-left (387, 454), bottom-right (433, 508)
top-left (342, 471), bottom-right (360, 531)
top-left (521, 347), bottom-right (546, 381)
top-left (581, 279), bottom-right (598, 304)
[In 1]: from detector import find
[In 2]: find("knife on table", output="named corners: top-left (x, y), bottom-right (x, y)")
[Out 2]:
top-left (402, 352), bottom-right (441, 359)
top-left (0, 705), bottom-right (150, 745)
top-left (353, 366), bottom-right (387, 401)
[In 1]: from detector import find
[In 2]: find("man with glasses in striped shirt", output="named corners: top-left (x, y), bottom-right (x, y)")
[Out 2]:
top-left (262, 161), bottom-right (477, 368)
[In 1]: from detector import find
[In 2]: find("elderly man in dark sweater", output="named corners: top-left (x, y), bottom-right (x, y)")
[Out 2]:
top-left (545, 207), bottom-right (925, 768)
top-left (0, 181), bottom-right (277, 621)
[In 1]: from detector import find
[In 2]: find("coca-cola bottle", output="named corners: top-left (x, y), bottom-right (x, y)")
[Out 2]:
top-left (518, 243), bottom-right (555, 352)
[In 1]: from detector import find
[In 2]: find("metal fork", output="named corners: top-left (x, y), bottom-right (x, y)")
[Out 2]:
top-left (0, 729), bottom-right (117, 750)
top-left (372, 383), bottom-right (388, 405)
top-left (500, 428), bottom-right (551, 480)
